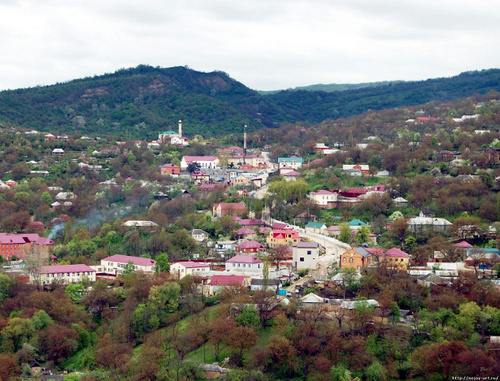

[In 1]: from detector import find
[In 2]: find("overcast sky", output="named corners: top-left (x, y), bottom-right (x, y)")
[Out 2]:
top-left (0, 0), bottom-right (499, 91)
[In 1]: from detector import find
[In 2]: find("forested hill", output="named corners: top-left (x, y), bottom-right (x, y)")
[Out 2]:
top-left (266, 69), bottom-right (500, 122)
top-left (0, 65), bottom-right (287, 140)
top-left (0, 65), bottom-right (499, 140)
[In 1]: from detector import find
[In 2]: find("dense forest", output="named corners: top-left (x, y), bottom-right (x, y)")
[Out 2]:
top-left (0, 66), bottom-right (499, 140)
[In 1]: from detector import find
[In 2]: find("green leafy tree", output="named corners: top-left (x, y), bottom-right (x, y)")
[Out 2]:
top-left (148, 282), bottom-right (180, 324)
top-left (355, 225), bottom-right (371, 244)
top-left (32, 310), bottom-right (53, 330)
top-left (155, 253), bottom-right (170, 272)
top-left (0, 273), bottom-right (13, 303)
top-left (236, 306), bottom-right (260, 327)
top-left (122, 261), bottom-right (136, 276)
top-left (339, 223), bottom-right (352, 244)
top-left (66, 283), bottom-right (85, 303)
top-left (40, 191), bottom-right (53, 205)
top-left (331, 364), bottom-right (353, 381)
top-left (388, 302), bottom-right (402, 324)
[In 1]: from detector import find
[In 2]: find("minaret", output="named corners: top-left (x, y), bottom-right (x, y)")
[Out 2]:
top-left (178, 120), bottom-right (182, 137)
top-left (243, 124), bottom-right (247, 164)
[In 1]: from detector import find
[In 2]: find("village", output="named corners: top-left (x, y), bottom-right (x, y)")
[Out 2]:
top-left (0, 96), bottom-right (499, 380)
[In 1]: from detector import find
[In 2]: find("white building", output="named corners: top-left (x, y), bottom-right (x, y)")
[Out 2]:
top-left (170, 261), bottom-right (211, 279)
top-left (309, 190), bottom-right (338, 207)
top-left (408, 212), bottom-right (452, 233)
top-left (180, 156), bottom-right (219, 170)
top-left (31, 264), bottom-right (96, 285)
top-left (278, 157), bottom-right (303, 169)
top-left (293, 241), bottom-right (320, 270)
top-left (98, 255), bottom-right (156, 276)
top-left (225, 255), bottom-right (263, 275)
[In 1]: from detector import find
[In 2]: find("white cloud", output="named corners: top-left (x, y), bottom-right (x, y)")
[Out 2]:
top-left (0, 0), bottom-right (498, 91)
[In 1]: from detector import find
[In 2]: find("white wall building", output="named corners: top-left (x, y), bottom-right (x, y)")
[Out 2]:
top-left (170, 261), bottom-right (211, 279)
top-left (225, 255), bottom-right (263, 275)
top-left (293, 241), bottom-right (320, 270)
top-left (180, 156), bottom-right (219, 170)
top-left (98, 255), bottom-right (156, 275)
top-left (31, 264), bottom-right (96, 285)
top-left (309, 190), bottom-right (338, 207)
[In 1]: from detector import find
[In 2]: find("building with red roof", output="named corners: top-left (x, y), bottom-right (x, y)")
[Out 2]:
top-left (30, 264), bottom-right (96, 285)
top-left (180, 156), bottom-right (219, 170)
top-left (378, 248), bottom-right (410, 270)
top-left (208, 274), bottom-right (250, 295)
top-left (266, 229), bottom-right (301, 248)
top-left (160, 163), bottom-right (180, 176)
top-left (170, 261), bottom-right (211, 279)
top-left (213, 202), bottom-right (246, 217)
top-left (309, 190), bottom-right (338, 208)
top-left (98, 255), bottom-right (156, 276)
top-left (235, 240), bottom-right (265, 254)
top-left (453, 240), bottom-right (473, 248)
top-left (0, 233), bottom-right (54, 261)
top-left (236, 228), bottom-right (257, 241)
top-left (225, 255), bottom-right (263, 273)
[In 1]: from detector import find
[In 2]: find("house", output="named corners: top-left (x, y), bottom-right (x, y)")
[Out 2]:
top-left (348, 219), bottom-right (367, 229)
top-left (309, 190), bottom-right (338, 208)
top-left (208, 275), bottom-right (250, 295)
top-left (0, 233), bottom-right (54, 261)
top-left (283, 170), bottom-right (301, 181)
top-left (378, 248), bottom-right (410, 271)
top-left (325, 225), bottom-right (341, 238)
top-left (213, 202), bottom-right (246, 217)
top-left (301, 293), bottom-right (326, 304)
top-left (239, 219), bottom-right (267, 228)
top-left (55, 192), bottom-right (76, 201)
top-left (170, 261), bottom-right (211, 279)
top-left (51, 148), bottom-right (64, 156)
top-left (225, 255), bottom-right (263, 274)
top-left (266, 229), bottom-right (301, 248)
top-left (408, 212), bottom-right (452, 233)
top-left (314, 143), bottom-right (329, 152)
top-left (278, 157), bottom-right (303, 170)
top-left (190, 171), bottom-right (211, 185)
top-left (293, 241), bottom-right (320, 270)
top-left (393, 197), bottom-right (408, 207)
top-left (30, 264), bottom-right (96, 285)
top-left (214, 240), bottom-right (236, 253)
top-left (340, 247), bottom-right (372, 271)
top-left (250, 278), bottom-right (280, 291)
top-left (122, 220), bottom-right (159, 230)
top-left (342, 164), bottom-right (369, 175)
top-left (305, 222), bottom-right (326, 234)
top-left (294, 212), bottom-right (317, 224)
top-left (235, 240), bottom-right (265, 254)
top-left (188, 229), bottom-right (210, 243)
top-left (272, 222), bottom-right (290, 230)
top-left (160, 164), bottom-right (180, 176)
top-left (230, 175), bottom-right (251, 187)
top-left (236, 227), bottom-right (257, 241)
top-left (198, 363), bottom-right (229, 379)
top-left (180, 156), bottom-right (219, 170)
top-left (97, 255), bottom-right (156, 276)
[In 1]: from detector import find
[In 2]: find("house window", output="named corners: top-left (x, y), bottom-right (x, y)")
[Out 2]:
top-left (343, 257), bottom-right (346, 262)
top-left (349, 258), bottom-right (353, 263)
top-left (307, 250), bottom-right (312, 255)
top-left (300, 257), bottom-right (304, 262)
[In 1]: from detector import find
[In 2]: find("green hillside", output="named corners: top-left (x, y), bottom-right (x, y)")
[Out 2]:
top-left (0, 65), bottom-right (499, 139)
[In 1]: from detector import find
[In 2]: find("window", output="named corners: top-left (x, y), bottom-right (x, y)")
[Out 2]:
top-left (300, 257), bottom-right (304, 262)
top-left (307, 250), bottom-right (312, 255)
top-left (343, 257), bottom-right (346, 262)
top-left (349, 258), bottom-right (353, 263)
